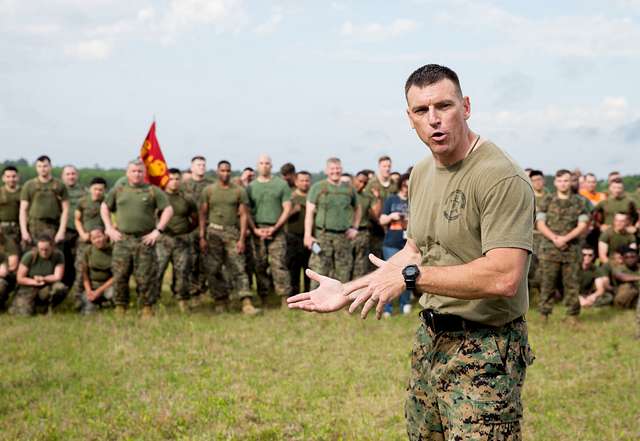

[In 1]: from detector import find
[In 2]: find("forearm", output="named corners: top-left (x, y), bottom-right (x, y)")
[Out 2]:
top-left (613, 272), bottom-right (640, 283)
top-left (239, 209), bottom-right (248, 239)
top-left (536, 220), bottom-right (557, 241)
top-left (156, 206), bottom-right (173, 231)
top-left (44, 266), bottom-right (64, 283)
top-left (100, 204), bottom-right (114, 230)
top-left (379, 214), bottom-right (392, 226)
top-left (351, 205), bottom-right (362, 229)
top-left (563, 222), bottom-right (588, 242)
top-left (19, 203), bottom-right (29, 235)
top-left (303, 204), bottom-right (315, 238)
top-left (591, 277), bottom-right (608, 298)
top-left (94, 278), bottom-right (114, 296)
top-left (274, 203), bottom-right (291, 231)
top-left (199, 204), bottom-right (208, 238)
top-left (58, 203), bottom-right (69, 234)
top-left (415, 250), bottom-right (526, 300)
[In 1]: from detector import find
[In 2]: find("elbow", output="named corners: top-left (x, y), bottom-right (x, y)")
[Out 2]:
top-left (494, 274), bottom-right (520, 298)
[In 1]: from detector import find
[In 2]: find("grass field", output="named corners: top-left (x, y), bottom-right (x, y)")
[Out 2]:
top-left (0, 292), bottom-right (638, 441)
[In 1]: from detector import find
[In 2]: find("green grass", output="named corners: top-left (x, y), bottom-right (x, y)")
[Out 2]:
top-left (0, 294), bottom-right (638, 440)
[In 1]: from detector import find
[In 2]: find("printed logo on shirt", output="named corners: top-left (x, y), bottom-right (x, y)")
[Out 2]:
top-left (443, 190), bottom-right (466, 221)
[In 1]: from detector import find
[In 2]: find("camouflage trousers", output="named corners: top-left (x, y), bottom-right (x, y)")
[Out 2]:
top-left (538, 258), bottom-right (580, 317)
top-left (286, 232), bottom-right (310, 295)
top-left (614, 283), bottom-right (639, 309)
top-left (28, 219), bottom-right (59, 242)
top-left (73, 241), bottom-right (90, 293)
top-left (309, 230), bottom-right (353, 290)
top-left (406, 317), bottom-right (534, 441)
top-left (112, 235), bottom-right (158, 307)
top-left (0, 222), bottom-right (21, 256)
top-left (79, 285), bottom-right (114, 314)
top-left (156, 233), bottom-right (192, 301)
top-left (250, 229), bottom-right (291, 297)
top-left (0, 275), bottom-right (16, 309)
top-left (205, 226), bottom-right (254, 301)
top-left (352, 229), bottom-right (371, 279)
top-left (188, 230), bottom-right (208, 297)
top-left (10, 282), bottom-right (68, 315)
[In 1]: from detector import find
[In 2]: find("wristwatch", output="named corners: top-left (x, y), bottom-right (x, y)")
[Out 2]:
top-left (402, 264), bottom-right (421, 292)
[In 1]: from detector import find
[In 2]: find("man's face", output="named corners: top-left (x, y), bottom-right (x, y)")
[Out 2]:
top-left (37, 240), bottom-right (52, 259)
top-left (353, 174), bottom-right (369, 192)
top-left (191, 159), bottom-right (206, 178)
top-left (325, 162), bottom-right (342, 183)
top-left (623, 251), bottom-right (638, 268)
top-left (166, 173), bottom-right (181, 192)
top-left (2, 170), bottom-right (18, 188)
top-left (609, 182), bottom-right (624, 198)
top-left (257, 156), bottom-right (272, 177)
top-left (35, 160), bottom-right (52, 179)
top-left (90, 229), bottom-right (107, 248)
top-left (613, 214), bottom-right (629, 232)
top-left (581, 249), bottom-right (595, 267)
top-left (217, 164), bottom-right (231, 184)
top-left (378, 160), bottom-right (392, 180)
top-left (127, 164), bottom-right (145, 185)
top-left (530, 175), bottom-right (545, 192)
top-left (406, 79), bottom-right (471, 159)
top-left (89, 183), bottom-right (105, 201)
top-left (585, 176), bottom-right (597, 192)
top-left (295, 174), bottom-right (311, 192)
top-left (608, 173), bottom-right (621, 184)
top-left (241, 169), bottom-right (255, 185)
top-left (570, 174), bottom-right (579, 192)
top-left (62, 167), bottom-right (78, 186)
top-left (554, 173), bottom-right (571, 193)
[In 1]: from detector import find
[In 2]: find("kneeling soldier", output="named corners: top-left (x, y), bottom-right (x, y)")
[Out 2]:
top-left (79, 228), bottom-right (114, 314)
top-left (11, 235), bottom-right (67, 315)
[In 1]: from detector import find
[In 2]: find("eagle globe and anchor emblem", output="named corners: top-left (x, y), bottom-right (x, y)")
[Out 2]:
top-left (443, 189), bottom-right (466, 221)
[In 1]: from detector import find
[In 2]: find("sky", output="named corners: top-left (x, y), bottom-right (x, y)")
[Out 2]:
top-left (1, 0), bottom-right (640, 176)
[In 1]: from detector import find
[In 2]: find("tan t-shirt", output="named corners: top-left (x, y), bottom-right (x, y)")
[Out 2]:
top-left (407, 140), bottom-right (534, 326)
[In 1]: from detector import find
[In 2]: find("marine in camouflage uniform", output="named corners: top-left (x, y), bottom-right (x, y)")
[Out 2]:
top-left (0, 166), bottom-right (22, 259)
top-left (102, 160), bottom-right (172, 314)
top-left (364, 164), bottom-right (397, 260)
top-left (61, 166), bottom-right (87, 288)
top-left (181, 167), bottom-right (214, 300)
top-left (352, 171), bottom-right (381, 279)
top-left (78, 229), bottom-right (114, 314)
top-left (527, 170), bottom-right (547, 305)
top-left (247, 155), bottom-right (292, 303)
top-left (305, 158), bottom-right (361, 290)
top-left (200, 161), bottom-right (259, 314)
top-left (286, 173), bottom-right (311, 294)
top-left (11, 238), bottom-right (68, 315)
top-left (19, 156), bottom-right (70, 244)
top-left (156, 170), bottom-right (198, 306)
top-left (536, 170), bottom-right (590, 319)
top-left (0, 250), bottom-right (17, 310)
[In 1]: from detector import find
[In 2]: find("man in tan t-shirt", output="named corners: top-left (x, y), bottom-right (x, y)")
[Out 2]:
top-left (288, 64), bottom-right (535, 440)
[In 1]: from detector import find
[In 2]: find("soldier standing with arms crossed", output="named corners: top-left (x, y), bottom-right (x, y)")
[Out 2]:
top-left (304, 157), bottom-right (361, 289)
top-left (156, 169), bottom-right (198, 312)
top-left (289, 64), bottom-right (535, 440)
top-left (101, 159), bottom-right (173, 317)
top-left (19, 155), bottom-right (69, 246)
top-left (536, 169), bottom-right (589, 324)
top-left (247, 154), bottom-right (292, 307)
top-left (199, 160), bottom-right (260, 315)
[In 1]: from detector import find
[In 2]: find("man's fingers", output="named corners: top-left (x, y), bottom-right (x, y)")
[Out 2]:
top-left (360, 296), bottom-right (377, 319)
top-left (305, 269), bottom-right (329, 283)
top-left (288, 300), bottom-right (315, 311)
top-left (369, 253), bottom-right (386, 268)
top-left (348, 289), bottom-right (372, 314)
top-left (344, 278), bottom-right (369, 296)
top-left (375, 297), bottom-right (387, 320)
top-left (287, 292), bottom-right (311, 303)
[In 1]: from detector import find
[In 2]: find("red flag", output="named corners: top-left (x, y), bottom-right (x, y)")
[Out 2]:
top-left (139, 121), bottom-right (169, 188)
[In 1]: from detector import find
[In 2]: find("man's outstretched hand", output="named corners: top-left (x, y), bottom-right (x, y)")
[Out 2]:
top-left (287, 269), bottom-right (351, 313)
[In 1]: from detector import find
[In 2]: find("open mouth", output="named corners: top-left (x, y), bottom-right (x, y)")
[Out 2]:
top-left (432, 131), bottom-right (447, 142)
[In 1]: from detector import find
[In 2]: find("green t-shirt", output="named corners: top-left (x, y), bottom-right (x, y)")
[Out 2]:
top-left (201, 182), bottom-right (249, 227)
top-left (20, 249), bottom-right (64, 278)
top-left (83, 244), bottom-right (113, 284)
top-left (182, 177), bottom-right (214, 204)
top-left (579, 265), bottom-right (598, 294)
top-left (598, 229), bottom-right (637, 257)
top-left (165, 191), bottom-right (197, 236)
top-left (104, 183), bottom-right (169, 235)
top-left (308, 181), bottom-right (357, 232)
top-left (287, 192), bottom-right (307, 235)
top-left (614, 264), bottom-right (640, 289)
top-left (356, 191), bottom-right (374, 228)
top-left (20, 178), bottom-right (69, 222)
top-left (0, 186), bottom-right (21, 223)
top-left (407, 141), bottom-right (534, 327)
top-left (594, 196), bottom-right (637, 226)
top-left (365, 175), bottom-right (398, 201)
top-left (66, 185), bottom-right (87, 231)
top-left (247, 177), bottom-right (291, 225)
top-left (76, 196), bottom-right (105, 232)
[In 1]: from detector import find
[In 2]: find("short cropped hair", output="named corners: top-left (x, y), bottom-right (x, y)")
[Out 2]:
top-left (128, 158), bottom-right (144, 168)
top-left (555, 169), bottom-right (571, 178)
top-left (296, 170), bottom-right (311, 177)
top-left (280, 162), bottom-right (296, 175)
top-left (2, 166), bottom-right (17, 174)
top-left (168, 168), bottom-right (181, 175)
top-left (217, 160), bottom-right (231, 168)
top-left (405, 64), bottom-right (462, 99)
top-left (610, 177), bottom-right (623, 185)
top-left (35, 234), bottom-right (54, 244)
top-left (378, 155), bottom-right (391, 164)
top-left (242, 167), bottom-right (254, 173)
top-left (191, 156), bottom-right (206, 162)
top-left (35, 155), bottom-right (51, 164)
top-left (529, 170), bottom-right (544, 179)
top-left (326, 157), bottom-right (341, 166)
top-left (89, 177), bottom-right (107, 187)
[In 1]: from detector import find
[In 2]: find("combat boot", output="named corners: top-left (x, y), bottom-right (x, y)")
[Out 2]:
top-left (141, 305), bottom-right (154, 319)
top-left (178, 299), bottom-right (189, 313)
top-left (115, 305), bottom-right (126, 316)
top-left (213, 298), bottom-right (229, 314)
top-left (242, 297), bottom-right (261, 316)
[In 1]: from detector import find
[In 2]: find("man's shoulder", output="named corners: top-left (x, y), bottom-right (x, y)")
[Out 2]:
top-left (474, 142), bottom-right (528, 184)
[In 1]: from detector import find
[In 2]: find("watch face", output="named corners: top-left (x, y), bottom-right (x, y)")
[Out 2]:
top-left (404, 266), bottom-right (418, 278)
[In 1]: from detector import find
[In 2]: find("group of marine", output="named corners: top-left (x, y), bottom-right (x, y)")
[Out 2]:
top-left (1, 155), bottom-right (639, 326)
top-left (0, 154), bottom-right (411, 317)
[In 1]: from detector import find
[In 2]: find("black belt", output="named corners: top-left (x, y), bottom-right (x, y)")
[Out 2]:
top-left (357, 226), bottom-right (369, 231)
top-left (319, 228), bottom-right (347, 234)
top-left (419, 309), bottom-right (523, 333)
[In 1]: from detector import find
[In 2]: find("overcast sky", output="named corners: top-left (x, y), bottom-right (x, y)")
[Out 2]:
top-left (1, 0), bottom-right (640, 176)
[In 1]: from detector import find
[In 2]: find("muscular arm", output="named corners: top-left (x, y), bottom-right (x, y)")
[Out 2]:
top-left (303, 201), bottom-right (317, 247)
top-left (19, 200), bottom-right (30, 241)
top-left (612, 270), bottom-right (640, 283)
top-left (43, 264), bottom-right (64, 284)
top-left (239, 204), bottom-right (248, 240)
top-left (16, 263), bottom-right (41, 287)
top-left (156, 206), bottom-right (173, 231)
top-left (199, 201), bottom-right (208, 241)
top-left (75, 209), bottom-right (88, 241)
top-left (57, 200), bottom-right (69, 239)
top-left (100, 202), bottom-right (115, 231)
top-left (351, 204), bottom-right (362, 230)
top-left (274, 200), bottom-right (292, 232)
top-left (536, 219), bottom-right (558, 242)
top-left (598, 241), bottom-right (609, 264)
top-left (561, 221), bottom-right (588, 242)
